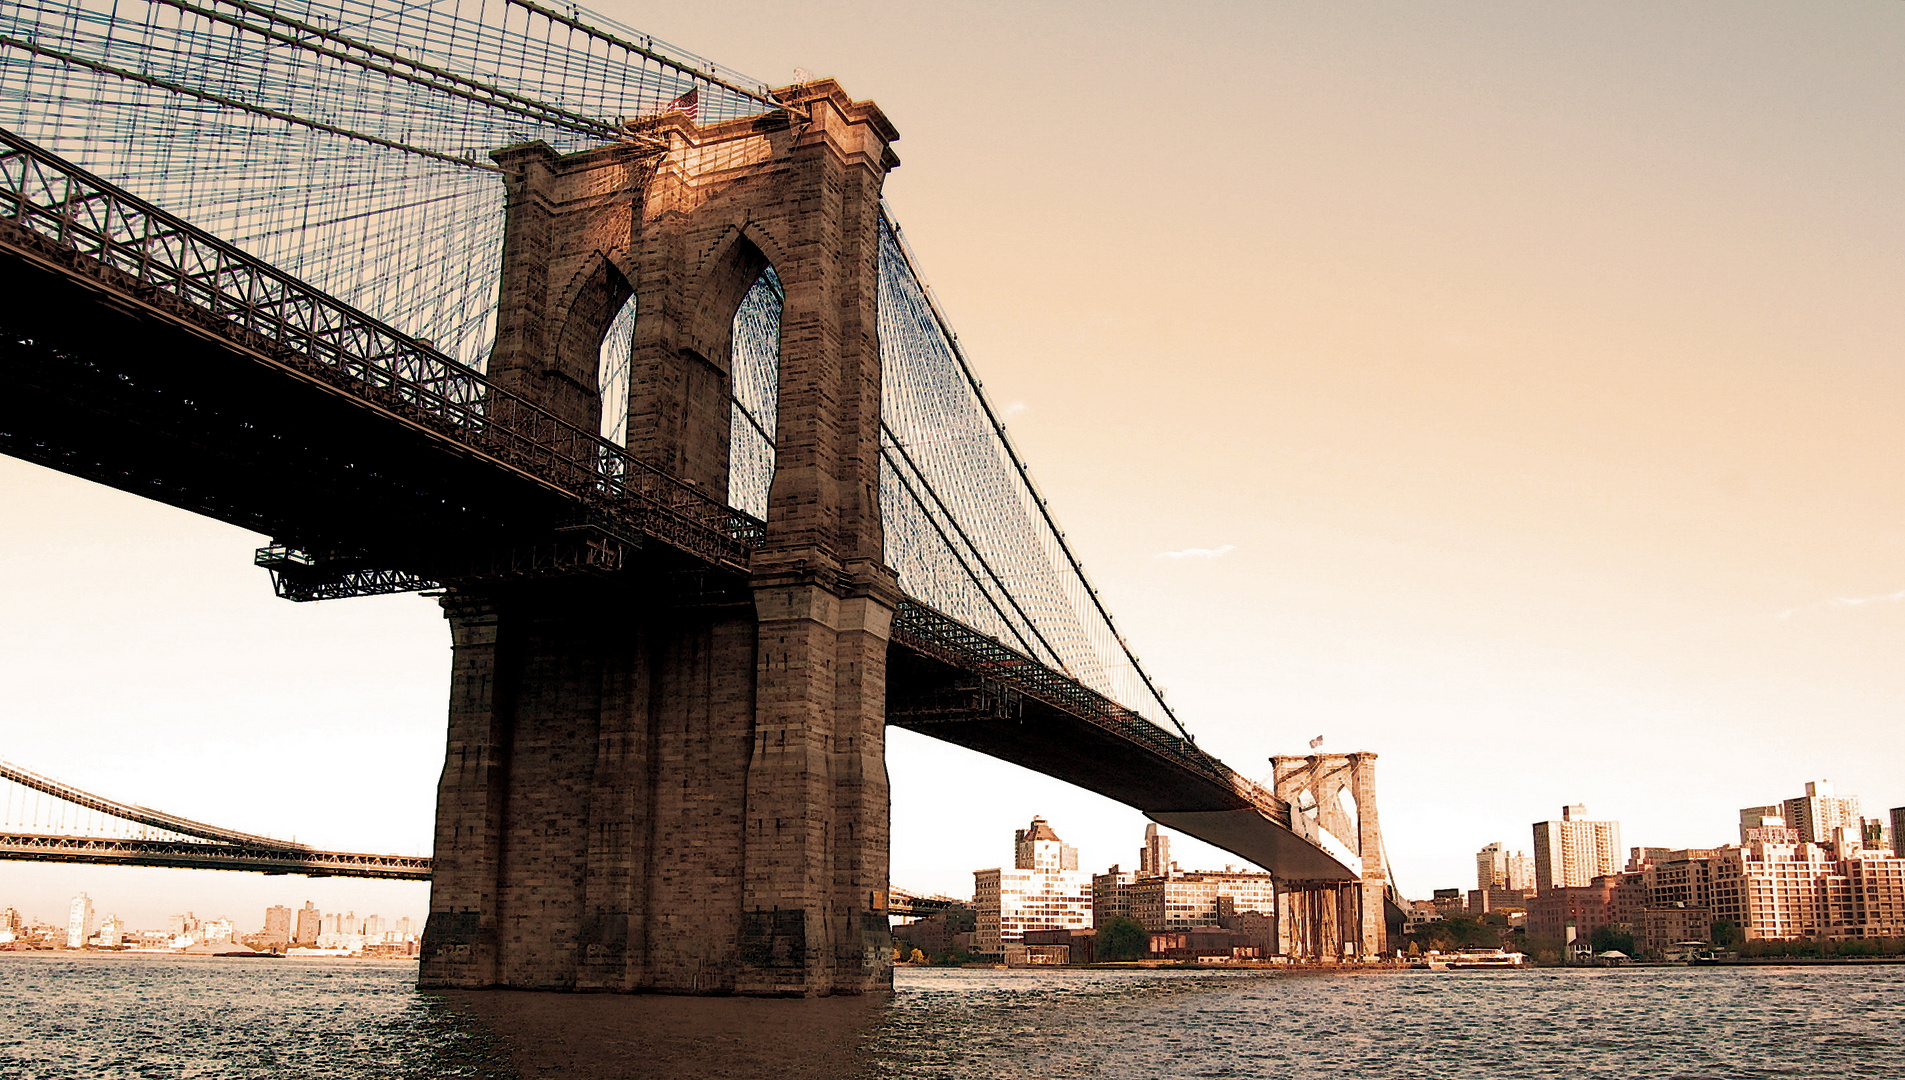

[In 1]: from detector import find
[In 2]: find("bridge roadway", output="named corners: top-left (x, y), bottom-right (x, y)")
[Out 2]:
top-left (0, 127), bottom-right (1367, 891)
top-left (0, 759), bottom-right (431, 881)
top-left (0, 758), bottom-right (1048, 910)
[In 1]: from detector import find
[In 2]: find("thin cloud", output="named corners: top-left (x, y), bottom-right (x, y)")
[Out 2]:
top-left (1777, 588), bottom-right (1905, 620)
top-left (1156, 544), bottom-right (1235, 560)
top-left (1000, 401), bottom-right (1028, 418)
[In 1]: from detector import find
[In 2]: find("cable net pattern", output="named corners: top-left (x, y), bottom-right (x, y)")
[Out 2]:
top-left (597, 293), bottom-right (638, 445)
top-left (878, 213), bottom-right (1179, 733)
top-left (0, 0), bottom-right (1186, 738)
top-left (0, 0), bottom-right (776, 371)
top-left (600, 267), bottom-right (780, 521)
top-left (0, 758), bottom-right (282, 846)
top-left (728, 268), bottom-right (782, 521)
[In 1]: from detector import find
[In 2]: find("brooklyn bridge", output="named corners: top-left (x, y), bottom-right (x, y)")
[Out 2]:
top-left (0, 0), bottom-right (1398, 993)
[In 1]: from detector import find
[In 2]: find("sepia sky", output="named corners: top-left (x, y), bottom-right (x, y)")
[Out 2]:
top-left (3, 1), bottom-right (1903, 926)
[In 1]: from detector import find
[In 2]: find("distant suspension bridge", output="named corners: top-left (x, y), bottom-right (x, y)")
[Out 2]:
top-left (0, 757), bottom-right (959, 917)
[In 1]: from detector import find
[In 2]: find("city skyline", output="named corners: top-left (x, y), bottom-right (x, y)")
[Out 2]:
top-left (0, 867), bottom-right (425, 935)
top-left (2, 774), bottom-right (1898, 925)
top-left (5, 1), bottom-right (1905, 914)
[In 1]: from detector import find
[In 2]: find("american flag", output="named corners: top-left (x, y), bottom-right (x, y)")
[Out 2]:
top-left (1309, 735), bottom-right (1324, 749)
top-left (665, 87), bottom-right (699, 123)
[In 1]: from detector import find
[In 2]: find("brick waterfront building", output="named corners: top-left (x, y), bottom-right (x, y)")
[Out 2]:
top-left (1126, 872), bottom-right (1276, 933)
top-left (1527, 872), bottom-right (1644, 944)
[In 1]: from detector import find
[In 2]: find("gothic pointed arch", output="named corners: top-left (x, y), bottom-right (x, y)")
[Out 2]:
top-left (550, 253), bottom-right (634, 442)
top-left (672, 226), bottom-right (785, 515)
top-left (727, 267), bottom-right (782, 520)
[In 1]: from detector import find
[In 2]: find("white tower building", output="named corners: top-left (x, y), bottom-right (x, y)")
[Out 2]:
top-left (66, 893), bottom-right (95, 949)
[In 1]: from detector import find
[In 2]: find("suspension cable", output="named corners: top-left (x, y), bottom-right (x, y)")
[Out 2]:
top-left (879, 204), bottom-right (1200, 748)
top-left (0, 36), bottom-right (503, 173)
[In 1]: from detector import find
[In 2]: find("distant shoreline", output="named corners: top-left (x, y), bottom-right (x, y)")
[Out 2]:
top-left (0, 948), bottom-right (416, 962)
top-left (901, 955), bottom-right (1905, 973)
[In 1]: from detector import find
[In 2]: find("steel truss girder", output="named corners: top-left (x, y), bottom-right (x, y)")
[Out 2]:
top-left (0, 127), bottom-right (759, 574)
top-left (0, 832), bottom-right (431, 880)
top-left (256, 526), bottom-right (638, 602)
top-left (890, 599), bottom-right (1288, 824)
top-left (883, 676), bottom-right (1025, 726)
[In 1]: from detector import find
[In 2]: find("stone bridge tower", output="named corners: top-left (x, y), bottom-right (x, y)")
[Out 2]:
top-left (420, 81), bottom-right (902, 996)
top-left (1270, 752), bottom-right (1390, 959)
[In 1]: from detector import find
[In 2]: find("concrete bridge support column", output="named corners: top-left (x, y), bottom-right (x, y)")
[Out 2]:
top-left (714, 81), bottom-right (901, 995)
top-left (1347, 752), bottom-right (1389, 958)
top-left (421, 81), bottom-right (901, 996)
top-left (422, 584), bottom-right (762, 992)
top-left (1271, 752), bottom-right (1390, 960)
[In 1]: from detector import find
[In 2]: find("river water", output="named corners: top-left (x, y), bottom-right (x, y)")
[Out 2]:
top-left (1, 954), bottom-right (1900, 1078)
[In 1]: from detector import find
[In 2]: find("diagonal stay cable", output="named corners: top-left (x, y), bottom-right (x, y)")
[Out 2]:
top-left (881, 421), bottom-right (1069, 673)
top-left (0, 36), bottom-right (502, 173)
top-left (881, 442), bottom-right (1045, 663)
top-left (163, 0), bottom-right (618, 139)
top-left (731, 394), bottom-right (774, 447)
top-left (0, 758), bottom-right (304, 849)
top-left (504, 0), bottom-right (781, 110)
top-left (879, 204), bottom-right (1202, 749)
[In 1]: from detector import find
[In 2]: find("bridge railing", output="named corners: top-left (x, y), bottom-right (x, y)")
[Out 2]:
top-left (0, 125), bottom-right (758, 570)
top-left (892, 599), bottom-right (1288, 824)
top-left (0, 757), bottom-right (432, 880)
top-left (0, 833), bottom-right (432, 881)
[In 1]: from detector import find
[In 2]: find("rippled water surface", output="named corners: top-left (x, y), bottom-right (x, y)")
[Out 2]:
top-left (2, 954), bottom-right (1902, 1078)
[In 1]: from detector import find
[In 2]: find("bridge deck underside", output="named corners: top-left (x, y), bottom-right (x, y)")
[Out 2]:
top-left (886, 646), bottom-right (1248, 813)
top-left (886, 646), bottom-right (1358, 884)
top-left (0, 234), bottom-right (698, 586)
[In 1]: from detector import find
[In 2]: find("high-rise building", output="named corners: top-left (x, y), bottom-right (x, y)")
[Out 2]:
top-left (1092, 866), bottom-right (1135, 926)
top-left (294, 902), bottom-right (321, 945)
top-left (66, 893), bottom-right (95, 949)
top-left (262, 905), bottom-right (292, 948)
top-left (1783, 781), bottom-right (1861, 845)
top-left (1471, 842), bottom-right (1535, 914)
top-left (1708, 832), bottom-right (1905, 941)
top-left (975, 816), bottom-right (1093, 955)
top-left (1476, 842), bottom-right (1508, 891)
top-left (1139, 823), bottom-right (1172, 879)
top-left (1532, 805), bottom-right (1622, 892)
top-left (1505, 851), bottom-right (1534, 891)
top-left (1892, 807), bottom-right (1905, 859)
top-left (1738, 805), bottom-right (1785, 845)
top-left (1015, 817), bottom-right (1078, 871)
